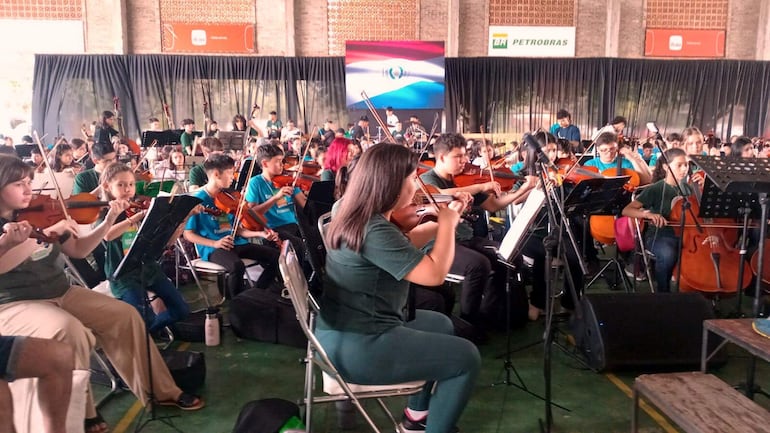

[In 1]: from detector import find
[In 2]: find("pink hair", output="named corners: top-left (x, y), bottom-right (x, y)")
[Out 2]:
top-left (324, 137), bottom-right (351, 172)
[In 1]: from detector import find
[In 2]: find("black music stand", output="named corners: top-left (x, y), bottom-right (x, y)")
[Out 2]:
top-left (217, 131), bottom-right (246, 152)
top-left (690, 155), bottom-right (770, 317)
top-left (113, 194), bottom-right (201, 432)
top-left (563, 176), bottom-right (633, 292)
top-left (141, 130), bottom-right (182, 147)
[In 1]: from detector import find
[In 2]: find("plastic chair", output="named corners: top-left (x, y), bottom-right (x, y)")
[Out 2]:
top-left (279, 241), bottom-right (424, 433)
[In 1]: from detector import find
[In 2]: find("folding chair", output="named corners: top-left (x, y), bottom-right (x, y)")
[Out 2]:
top-left (279, 241), bottom-right (424, 433)
top-left (175, 238), bottom-right (263, 302)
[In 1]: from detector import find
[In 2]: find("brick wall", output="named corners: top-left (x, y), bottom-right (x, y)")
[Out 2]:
top-left (458, 0), bottom-right (488, 57)
top-left (295, 0), bottom-right (328, 56)
top-left (420, 0), bottom-right (448, 42)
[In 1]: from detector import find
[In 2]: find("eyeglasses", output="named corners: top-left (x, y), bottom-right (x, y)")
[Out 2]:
top-left (597, 147), bottom-right (617, 154)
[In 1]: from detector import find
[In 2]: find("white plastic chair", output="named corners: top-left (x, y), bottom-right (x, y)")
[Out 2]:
top-left (279, 241), bottom-right (424, 433)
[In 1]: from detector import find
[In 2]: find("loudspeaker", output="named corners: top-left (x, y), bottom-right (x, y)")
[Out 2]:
top-left (571, 292), bottom-right (725, 371)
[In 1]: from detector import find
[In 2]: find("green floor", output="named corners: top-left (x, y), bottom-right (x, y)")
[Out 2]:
top-left (94, 274), bottom-right (770, 433)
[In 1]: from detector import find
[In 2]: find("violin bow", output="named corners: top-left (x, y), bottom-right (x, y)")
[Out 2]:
top-left (291, 124), bottom-right (316, 189)
top-left (480, 126), bottom-right (495, 184)
top-left (37, 135), bottom-right (66, 172)
top-left (230, 149), bottom-right (261, 238)
top-left (32, 131), bottom-right (74, 224)
top-left (133, 139), bottom-right (158, 174)
top-left (360, 91), bottom-right (396, 144)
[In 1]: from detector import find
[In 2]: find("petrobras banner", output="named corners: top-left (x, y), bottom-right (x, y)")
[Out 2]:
top-left (488, 26), bottom-right (576, 57)
top-left (345, 40), bottom-right (445, 110)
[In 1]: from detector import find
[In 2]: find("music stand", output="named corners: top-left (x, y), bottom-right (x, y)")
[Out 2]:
top-left (690, 155), bottom-right (770, 315)
top-left (562, 176), bottom-right (633, 292)
top-left (141, 130), bottom-right (182, 147)
top-left (14, 144), bottom-right (34, 158)
top-left (113, 194), bottom-right (201, 432)
top-left (217, 131), bottom-right (246, 152)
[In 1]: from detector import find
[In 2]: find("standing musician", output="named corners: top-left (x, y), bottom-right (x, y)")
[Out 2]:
top-left (350, 115), bottom-right (370, 143)
top-left (244, 143), bottom-right (308, 261)
top-left (183, 154), bottom-right (280, 298)
top-left (316, 143), bottom-right (480, 433)
top-left (583, 132), bottom-right (652, 185)
top-left (385, 106), bottom-right (401, 135)
top-left (421, 133), bottom-right (537, 331)
top-left (0, 156), bottom-right (204, 433)
top-left (180, 119), bottom-right (201, 156)
top-left (93, 111), bottom-right (119, 149)
top-left (622, 148), bottom-right (689, 292)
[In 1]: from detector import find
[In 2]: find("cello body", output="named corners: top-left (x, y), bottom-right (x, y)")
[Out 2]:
top-left (670, 195), bottom-right (750, 295)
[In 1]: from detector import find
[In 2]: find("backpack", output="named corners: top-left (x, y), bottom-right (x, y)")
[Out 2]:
top-left (232, 398), bottom-right (305, 433)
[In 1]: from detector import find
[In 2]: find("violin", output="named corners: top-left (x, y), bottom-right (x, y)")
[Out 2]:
top-left (18, 193), bottom-right (150, 227)
top-left (272, 172), bottom-right (318, 193)
top-left (390, 184), bottom-right (474, 232)
top-left (453, 162), bottom-right (522, 191)
top-left (213, 189), bottom-right (268, 232)
top-left (1, 219), bottom-right (60, 244)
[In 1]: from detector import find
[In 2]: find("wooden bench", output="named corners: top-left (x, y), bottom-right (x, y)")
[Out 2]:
top-left (632, 372), bottom-right (770, 433)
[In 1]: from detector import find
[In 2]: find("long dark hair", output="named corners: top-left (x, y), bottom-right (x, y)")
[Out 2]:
top-left (652, 148), bottom-right (687, 183)
top-left (52, 143), bottom-right (73, 172)
top-left (0, 155), bottom-right (33, 190)
top-left (326, 143), bottom-right (417, 252)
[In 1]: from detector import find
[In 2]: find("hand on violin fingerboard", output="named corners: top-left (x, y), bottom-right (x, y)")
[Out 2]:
top-left (105, 200), bottom-right (132, 224)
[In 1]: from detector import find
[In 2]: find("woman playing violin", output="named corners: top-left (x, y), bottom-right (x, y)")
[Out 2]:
top-left (317, 143), bottom-right (480, 433)
top-left (621, 148), bottom-right (688, 292)
top-left (52, 143), bottom-right (81, 174)
top-left (183, 153), bottom-right (280, 298)
top-left (0, 155), bottom-right (203, 432)
top-left (98, 162), bottom-right (190, 332)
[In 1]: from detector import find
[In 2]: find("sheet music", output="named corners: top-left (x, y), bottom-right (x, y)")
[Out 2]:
top-left (498, 188), bottom-right (545, 261)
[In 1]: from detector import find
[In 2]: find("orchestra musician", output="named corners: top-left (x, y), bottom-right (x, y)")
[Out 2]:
top-left (188, 137), bottom-right (225, 191)
top-left (183, 154), bottom-right (280, 298)
top-left (71, 138), bottom-right (94, 170)
top-left (93, 111), bottom-right (119, 149)
top-left (621, 148), bottom-right (688, 292)
top-left (385, 106), bottom-right (401, 135)
top-left (421, 133), bottom-right (537, 332)
top-left (245, 142), bottom-right (308, 262)
top-left (0, 156), bottom-right (204, 433)
top-left (320, 138), bottom-right (352, 182)
top-left (583, 132), bottom-right (652, 185)
top-left (51, 143), bottom-right (81, 175)
top-left (315, 143), bottom-right (480, 433)
top-left (350, 116), bottom-right (370, 143)
top-left (180, 119), bottom-right (201, 156)
top-left (72, 142), bottom-right (117, 195)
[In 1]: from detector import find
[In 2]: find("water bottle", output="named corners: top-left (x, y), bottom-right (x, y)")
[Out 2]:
top-left (204, 307), bottom-right (220, 346)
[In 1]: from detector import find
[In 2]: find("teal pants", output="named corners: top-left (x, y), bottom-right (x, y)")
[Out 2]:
top-left (317, 310), bottom-right (481, 433)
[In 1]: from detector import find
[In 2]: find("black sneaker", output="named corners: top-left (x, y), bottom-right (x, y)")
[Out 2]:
top-left (399, 415), bottom-right (459, 433)
top-left (399, 415), bottom-right (426, 433)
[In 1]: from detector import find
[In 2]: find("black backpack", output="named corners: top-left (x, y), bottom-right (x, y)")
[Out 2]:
top-left (232, 398), bottom-right (304, 433)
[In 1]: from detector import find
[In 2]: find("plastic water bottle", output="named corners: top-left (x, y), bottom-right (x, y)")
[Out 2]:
top-left (204, 307), bottom-right (220, 346)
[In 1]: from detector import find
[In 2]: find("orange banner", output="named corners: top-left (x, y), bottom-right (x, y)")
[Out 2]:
top-left (162, 23), bottom-right (255, 54)
top-left (645, 29), bottom-right (725, 58)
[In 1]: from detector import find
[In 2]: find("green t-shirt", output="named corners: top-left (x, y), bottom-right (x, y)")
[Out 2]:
top-left (188, 164), bottom-right (207, 188)
top-left (318, 214), bottom-right (424, 334)
top-left (419, 169), bottom-right (488, 241)
top-left (101, 214), bottom-right (164, 298)
top-left (0, 242), bottom-right (70, 304)
top-left (73, 169), bottom-right (100, 194)
top-left (636, 179), bottom-right (681, 237)
top-left (320, 169), bottom-right (335, 182)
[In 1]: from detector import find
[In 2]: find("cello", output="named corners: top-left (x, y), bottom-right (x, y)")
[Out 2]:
top-left (670, 181), bottom-right (751, 295)
top-left (588, 154), bottom-right (641, 245)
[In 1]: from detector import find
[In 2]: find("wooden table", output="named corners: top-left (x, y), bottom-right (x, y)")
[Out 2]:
top-left (701, 318), bottom-right (770, 398)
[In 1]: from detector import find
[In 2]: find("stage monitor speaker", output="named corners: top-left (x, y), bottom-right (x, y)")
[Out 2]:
top-left (571, 292), bottom-right (726, 372)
